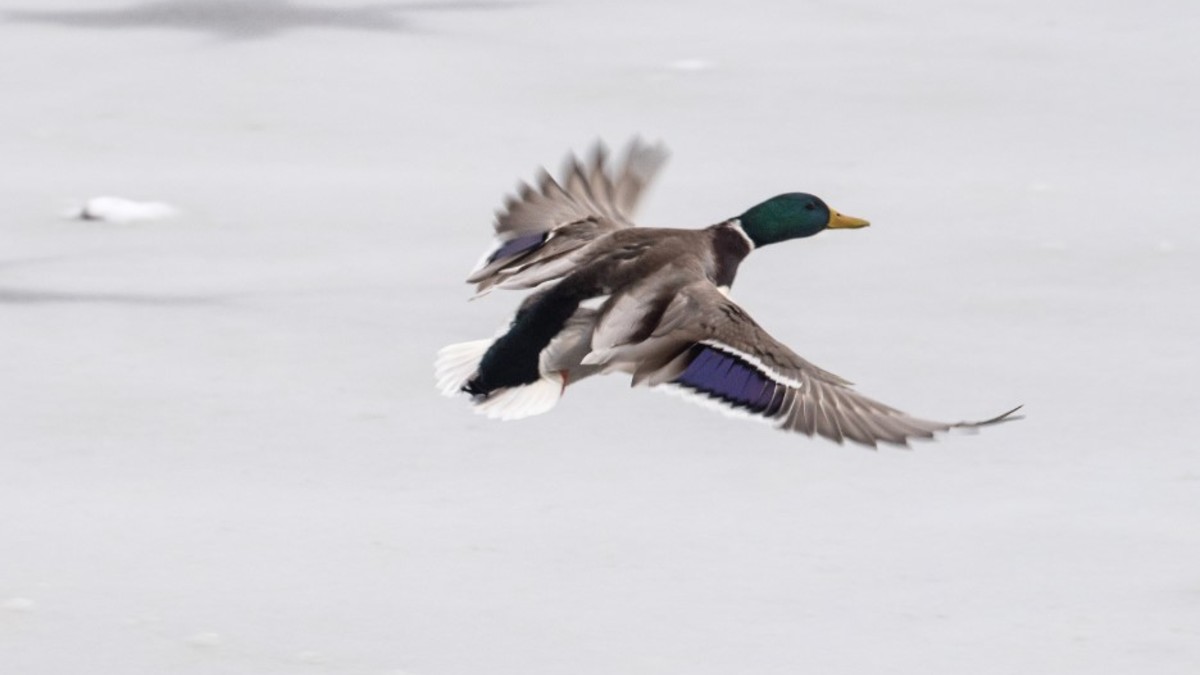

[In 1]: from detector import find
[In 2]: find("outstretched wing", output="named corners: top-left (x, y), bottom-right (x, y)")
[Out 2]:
top-left (467, 138), bottom-right (668, 294)
top-left (646, 283), bottom-right (1021, 447)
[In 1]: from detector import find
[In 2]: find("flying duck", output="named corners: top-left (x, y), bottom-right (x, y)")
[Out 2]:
top-left (436, 139), bottom-right (1020, 447)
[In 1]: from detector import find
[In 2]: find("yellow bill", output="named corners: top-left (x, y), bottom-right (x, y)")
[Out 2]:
top-left (827, 209), bottom-right (870, 229)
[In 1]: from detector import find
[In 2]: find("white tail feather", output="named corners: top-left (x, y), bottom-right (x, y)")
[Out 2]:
top-left (473, 373), bottom-right (564, 420)
top-left (435, 339), bottom-right (564, 420)
top-left (434, 339), bottom-right (492, 397)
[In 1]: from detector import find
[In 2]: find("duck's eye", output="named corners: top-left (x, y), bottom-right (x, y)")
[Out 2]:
top-left (804, 202), bottom-right (816, 211)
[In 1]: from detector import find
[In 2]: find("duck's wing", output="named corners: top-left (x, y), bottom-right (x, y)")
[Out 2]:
top-left (467, 138), bottom-right (669, 294)
top-left (635, 283), bottom-right (1021, 447)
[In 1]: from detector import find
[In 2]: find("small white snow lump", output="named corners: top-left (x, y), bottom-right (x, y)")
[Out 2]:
top-left (668, 58), bottom-right (714, 71)
top-left (294, 650), bottom-right (326, 664)
top-left (2, 597), bottom-right (36, 612)
top-left (71, 196), bottom-right (179, 224)
top-left (184, 632), bottom-right (223, 649)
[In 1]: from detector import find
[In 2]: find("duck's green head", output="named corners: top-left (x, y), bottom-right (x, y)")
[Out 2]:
top-left (738, 193), bottom-right (869, 247)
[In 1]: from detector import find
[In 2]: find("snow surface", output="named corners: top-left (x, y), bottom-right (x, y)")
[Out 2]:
top-left (1, 1), bottom-right (1198, 674)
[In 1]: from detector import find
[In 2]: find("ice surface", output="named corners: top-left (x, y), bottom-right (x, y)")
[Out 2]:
top-left (1, 1), bottom-right (1197, 674)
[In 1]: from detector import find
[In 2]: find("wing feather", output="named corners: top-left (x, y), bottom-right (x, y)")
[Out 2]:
top-left (650, 283), bottom-right (1021, 447)
top-left (468, 139), bottom-right (669, 293)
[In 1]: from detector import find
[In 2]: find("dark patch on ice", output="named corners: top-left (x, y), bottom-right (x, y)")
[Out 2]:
top-left (4, 0), bottom-right (524, 40)
top-left (0, 287), bottom-right (225, 306)
top-left (0, 255), bottom-right (76, 271)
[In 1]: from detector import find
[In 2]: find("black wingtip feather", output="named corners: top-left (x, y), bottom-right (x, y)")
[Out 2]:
top-left (950, 404), bottom-right (1024, 431)
top-left (978, 404), bottom-right (1024, 426)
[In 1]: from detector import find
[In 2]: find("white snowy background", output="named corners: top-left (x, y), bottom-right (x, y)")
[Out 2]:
top-left (1, 1), bottom-right (1197, 673)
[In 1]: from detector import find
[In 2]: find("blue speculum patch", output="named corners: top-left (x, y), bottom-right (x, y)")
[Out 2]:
top-left (674, 345), bottom-right (785, 415)
top-left (488, 232), bottom-right (547, 263)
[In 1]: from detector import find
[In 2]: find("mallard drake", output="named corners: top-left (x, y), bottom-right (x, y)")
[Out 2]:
top-left (436, 139), bottom-right (1020, 447)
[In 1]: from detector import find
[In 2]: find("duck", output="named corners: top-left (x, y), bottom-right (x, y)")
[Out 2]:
top-left (435, 139), bottom-right (1020, 447)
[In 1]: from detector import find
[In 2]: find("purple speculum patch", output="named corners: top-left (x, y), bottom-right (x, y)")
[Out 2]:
top-left (674, 345), bottom-right (785, 416)
top-left (488, 232), bottom-right (548, 263)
